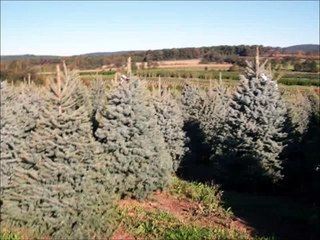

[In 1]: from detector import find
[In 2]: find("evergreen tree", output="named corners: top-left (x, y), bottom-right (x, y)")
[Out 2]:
top-left (180, 84), bottom-right (204, 121)
top-left (199, 83), bottom-right (230, 159)
top-left (15, 84), bottom-right (43, 138)
top-left (220, 57), bottom-right (287, 187)
top-left (95, 79), bottom-right (172, 199)
top-left (303, 92), bottom-right (320, 202)
top-left (179, 84), bottom-right (213, 181)
top-left (0, 84), bottom-right (21, 191)
top-left (282, 91), bottom-right (319, 196)
top-left (1, 70), bottom-right (118, 239)
top-left (286, 91), bottom-right (312, 137)
top-left (282, 91), bottom-right (312, 176)
top-left (180, 84), bottom-right (206, 162)
top-left (0, 83), bottom-right (42, 192)
top-left (89, 77), bottom-right (108, 135)
top-left (90, 77), bottom-right (108, 116)
top-left (151, 89), bottom-right (186, 172)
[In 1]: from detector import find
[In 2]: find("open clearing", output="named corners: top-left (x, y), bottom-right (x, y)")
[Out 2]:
top-left (137, 59), bottom-right (232, 69)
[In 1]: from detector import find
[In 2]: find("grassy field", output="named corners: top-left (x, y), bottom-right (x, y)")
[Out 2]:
top-left (78, 66), bottom-right (319, 88)
top-left (79, 74), bottom-right (319, 95)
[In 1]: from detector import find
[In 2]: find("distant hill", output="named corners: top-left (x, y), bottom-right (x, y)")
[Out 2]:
top-left (1, 44), bottom-right (319, 61)
top-left (0, 54), bottom-right (61, 61)
top-left (0, 51), bottom-right (140, 61)
top-left (78, 51), bottom-right (135, 57)
top-left (282, 44), bottom-right (319, 53)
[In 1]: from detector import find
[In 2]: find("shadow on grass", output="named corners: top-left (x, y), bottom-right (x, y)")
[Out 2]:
top-left (177, 161), bottom-right (319, 240)
top-left (177, 119), bottom-right (320, 239)
top-left (222, 191), bottom-right (320, 240)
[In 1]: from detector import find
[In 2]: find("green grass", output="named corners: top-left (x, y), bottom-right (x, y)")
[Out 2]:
top-left (168, 177), bottom-right (231, 216)
top-left (77, 67), bottom-right (319, 87)
top-left (0, 231), bottom-right (21, 240)
top-left (79, 71), bottom-right (116, 76)
top-left (279, 78), bottom-right (319, 86)
top-left (121, 206), bottom-right (253, 240)
top-left (136, 69), bottom-right (239, 80)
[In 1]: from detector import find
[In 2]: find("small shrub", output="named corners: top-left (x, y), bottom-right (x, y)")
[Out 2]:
top-left (169, 177), bottom-right (225, 215)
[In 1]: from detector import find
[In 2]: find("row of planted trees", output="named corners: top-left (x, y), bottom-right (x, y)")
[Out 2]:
top-left (0, 56), bottom-right (319, 238)
top-left (180, 60), bottom-right (319, 193)
top-left (0, 63), bottom-right (186, 239)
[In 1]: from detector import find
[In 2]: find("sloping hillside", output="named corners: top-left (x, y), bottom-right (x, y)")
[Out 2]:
top-left (283, 44), bottom-right (319, 53)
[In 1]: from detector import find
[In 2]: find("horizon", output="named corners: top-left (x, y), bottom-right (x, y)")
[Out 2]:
top-left (1, 1), bottom-right (319, 56)
top-left (1, 43), bottom-right (319, 58)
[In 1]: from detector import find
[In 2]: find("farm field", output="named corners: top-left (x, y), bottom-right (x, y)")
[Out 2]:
top-left (79, 70), bottom-right (319, 91)
top-left (76, 59), bottom-right (319, 87)
top-left (137, 59), bottom-right (232, 70)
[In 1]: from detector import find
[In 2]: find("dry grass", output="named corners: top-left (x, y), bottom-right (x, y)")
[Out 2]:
top-left (137, 59), bottom-right (232, 69)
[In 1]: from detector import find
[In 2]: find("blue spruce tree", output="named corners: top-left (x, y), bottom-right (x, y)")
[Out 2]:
top-left (151, 87), bottom-right (186, 173)
top-left (1, 67), bottom-right (118, 239)
top-left (95, 78), bottom-right (172, 199)
top-left (220, 50), bottom-right (287, 187)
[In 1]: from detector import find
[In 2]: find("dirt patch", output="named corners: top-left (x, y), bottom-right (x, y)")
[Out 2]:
top-left (119, 192), bottom-right (195, 220)
top-left (111, 226), bottom-right (135, 240)
top-left (136, 59), bottom-right (232, 69)
top-left (119, 192), bottom-right (253, 237)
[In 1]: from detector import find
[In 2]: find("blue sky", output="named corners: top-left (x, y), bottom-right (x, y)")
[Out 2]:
top-left (1, 1), bottom-right (319, 56)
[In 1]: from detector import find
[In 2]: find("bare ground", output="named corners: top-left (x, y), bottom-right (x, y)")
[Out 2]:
top-left (112, 192), bottom-right (253, 239)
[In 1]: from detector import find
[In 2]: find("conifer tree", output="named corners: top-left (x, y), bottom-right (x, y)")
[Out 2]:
top-left (90, 77), bottom-right (108, 115)
top-left (286, 91), bottom-right (312, 137)
top-left (1, 68), bottom-right (118, 239)
top-left (220, 51), bottom-right (287, 186)
top-left (179, 84), bottom-right (212, 181)
top-left (284, 91), bottom-right (320, 198)
top-left (282, 91), bottom-right (312, 171)
top-left (0, 83), bottom-right (42, 192)
top-left (95, 79), bottom-right (172, 199)
top-left (303, 92), bottom-right (320, 201)
top-left (180, 84), bottom-right (204, 121)
top-left (89, 77), bottom-right (108, 134)
top-left (151, 88), bottom-right (186, 172)
top-left (282, 91), bottom-right (317, 194)
top-left (199, 83), bottom-right (230, 158)
top-left (0, 83), bottom-right (22, 191)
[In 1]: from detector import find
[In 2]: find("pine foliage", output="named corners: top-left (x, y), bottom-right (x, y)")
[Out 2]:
top-left (282, 91), bottom-right (319, 195)
top-left (1, 70), bottom-right (118, 239)
top-left (199, 84), bottom-right (230, 158)
top-left (95, 79), bottom-right (172, 199)
top-left (89, 77), bottom-right (108, 135)
top-left (0, 84), bottom-right (22, 191)
top-left (90, 77), bottom-right (107, 116)
top-left (179, 83), bottom-right (213, 181)
top-left (286, 90), bottom-right (312, 137)
top-left (220, 59), bottom-right (287, 185)
top-left (180, 84), bottom-right (203, 122)
top-left (151, 89), bottom-right (186, 172)
top-left (0, 83), bottom-right (42, 191)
